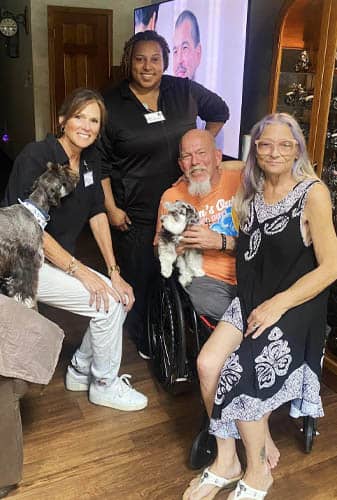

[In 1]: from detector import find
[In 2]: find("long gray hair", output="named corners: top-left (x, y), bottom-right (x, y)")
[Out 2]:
top-left (234, 113), bottom-right (317, 224)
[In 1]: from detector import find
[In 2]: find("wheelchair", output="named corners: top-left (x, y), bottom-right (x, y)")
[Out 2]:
top-left (146, 274), bottom-right (318, 468)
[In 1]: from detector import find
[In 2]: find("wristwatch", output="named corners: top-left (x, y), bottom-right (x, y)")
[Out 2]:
top-left (108, 264), bottom-right (120, 276)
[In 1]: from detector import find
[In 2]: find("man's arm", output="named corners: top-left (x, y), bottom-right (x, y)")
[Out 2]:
top-left (179, 225), bottom-right (237, 253)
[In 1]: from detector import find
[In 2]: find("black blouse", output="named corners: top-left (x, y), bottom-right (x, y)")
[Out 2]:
top-left (99, 75), bottom-right (229, 225)
top-left (2, 134), bottom-right (105, 254)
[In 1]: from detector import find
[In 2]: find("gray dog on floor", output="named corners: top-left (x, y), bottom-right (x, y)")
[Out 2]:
top-left (0, 163), bottom-right (79, 308)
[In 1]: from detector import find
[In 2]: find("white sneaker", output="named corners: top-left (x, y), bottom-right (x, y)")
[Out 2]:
top-left (89, 374), bottom-right (148, 411)
top-left (65, 365), bottom-right (90, 391)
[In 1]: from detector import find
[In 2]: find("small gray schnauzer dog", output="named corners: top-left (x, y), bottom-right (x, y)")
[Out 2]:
top-left (0, 163), bottom-right (79, 307)
top-left (158, 201), bottom-right (205, 287)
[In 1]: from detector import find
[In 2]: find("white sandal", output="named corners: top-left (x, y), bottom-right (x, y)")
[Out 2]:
top-left (232, 479), bottom-right (268, 499)
top-left (182, 467), bottom-right (242, 500)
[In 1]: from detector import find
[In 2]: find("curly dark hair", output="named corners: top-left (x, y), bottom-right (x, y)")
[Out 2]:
top-left (121, 30), bottom-right (170, 81)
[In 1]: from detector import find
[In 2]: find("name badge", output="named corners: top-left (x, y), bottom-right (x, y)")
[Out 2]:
top-left (144, 111), bottom-right (166, 124)
top-left (84, 170), bottom-right (94, 187)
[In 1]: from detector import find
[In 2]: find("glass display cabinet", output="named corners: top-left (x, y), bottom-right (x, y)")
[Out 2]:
top-left (270, 0), bottom-right (337, 390)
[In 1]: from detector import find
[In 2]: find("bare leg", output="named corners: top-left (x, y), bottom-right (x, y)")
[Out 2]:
top-left (198, 323), bottom-right (279, 470)
top-left (184, 437), bottom-right (242, 500)
top-left (264, 413), bottom-right (280, 469)
top-left (197, 321), bottom-right (242, 417)
top-left (183, 323), bottom-right (243, 499)
top-left (227, 415), bottom-right (273, 500)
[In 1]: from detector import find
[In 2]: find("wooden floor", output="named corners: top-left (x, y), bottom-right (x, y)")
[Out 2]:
top-left (11, 230), bottom-right (337, 500)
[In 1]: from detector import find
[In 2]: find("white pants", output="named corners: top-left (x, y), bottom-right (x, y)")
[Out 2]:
top-left (37, 263), bottom-right (126, 383)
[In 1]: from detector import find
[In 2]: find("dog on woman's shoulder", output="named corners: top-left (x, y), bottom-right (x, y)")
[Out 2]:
top-left (0, 163), bottom-right (79, 308)
top-left (158, 200), bottom-right (204, 287)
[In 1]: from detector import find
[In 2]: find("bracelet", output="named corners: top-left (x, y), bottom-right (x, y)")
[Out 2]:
top-left (66, 256), bottom-right (79, 276)
top-left (108, 264), bottom-right (120, 277)
top-left (221, 234), bottom-right (227, 252)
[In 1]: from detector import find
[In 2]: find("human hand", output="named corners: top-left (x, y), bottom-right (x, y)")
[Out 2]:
top-left (110, 272), bottom-right (135, 312)
top-left (74, 264), bottom-right (121, 312)
top-left (107, 207), bottom-right (131, 231)
top-left (245, 294), bottom-right (287, 339)
top-left (181, 225), bottom-right (221, 250)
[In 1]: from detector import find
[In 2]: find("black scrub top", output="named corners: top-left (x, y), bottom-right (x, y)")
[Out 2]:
top-left (99, 75), bottom-right (230, 225)
top-left (2, 134), bottom-right (105, 254)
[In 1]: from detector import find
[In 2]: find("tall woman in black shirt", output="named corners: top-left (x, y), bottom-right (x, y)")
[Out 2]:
top-left (3, 88), bottom-right (148, 412)
top-left (99, 31), bottom-right (230, 356)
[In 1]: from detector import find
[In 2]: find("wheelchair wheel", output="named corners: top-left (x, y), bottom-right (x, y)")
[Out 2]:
top-left (147, 277), bottom-right (187, 391)
top-left (303, 416), bottom-right (316, 453)
top-left (189, 429), bottom-right (217, 470)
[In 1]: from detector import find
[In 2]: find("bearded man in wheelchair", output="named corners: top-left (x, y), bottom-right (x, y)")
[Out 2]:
top-left (153, 129), bottom-right (242, 410)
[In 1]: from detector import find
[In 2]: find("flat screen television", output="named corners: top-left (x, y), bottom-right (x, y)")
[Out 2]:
top-left (134, 0), bottom-right (249, 158)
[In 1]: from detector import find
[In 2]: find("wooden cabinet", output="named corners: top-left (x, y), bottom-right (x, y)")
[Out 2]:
top-left (270, 0), bottom-right (337, 391)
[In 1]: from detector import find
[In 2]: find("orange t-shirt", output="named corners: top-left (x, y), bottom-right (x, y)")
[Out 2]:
top-left (155, 169), bottom-right (241, 285)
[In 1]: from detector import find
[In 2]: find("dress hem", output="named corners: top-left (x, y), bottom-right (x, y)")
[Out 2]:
top-left (209, 363), bottom-right (323, 440)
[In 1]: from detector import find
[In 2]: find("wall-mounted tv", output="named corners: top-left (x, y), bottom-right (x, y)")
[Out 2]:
top-left (134, 0), bottom-right (249, 158)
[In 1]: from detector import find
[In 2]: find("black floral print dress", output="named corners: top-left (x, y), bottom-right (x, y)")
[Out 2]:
top-left (210, 179), bottom-right (328, 440)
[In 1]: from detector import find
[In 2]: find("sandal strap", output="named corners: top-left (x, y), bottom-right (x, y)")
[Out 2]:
top-left (233, 479), bottom-right (267, 499)
top-left (198, 467), bottom-right (239, 488)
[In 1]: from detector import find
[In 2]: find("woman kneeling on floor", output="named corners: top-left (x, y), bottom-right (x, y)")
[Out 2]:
top-left (183, 113), bottom-right (337, 499)
top-left (3, 88), bottom-right (147, 412)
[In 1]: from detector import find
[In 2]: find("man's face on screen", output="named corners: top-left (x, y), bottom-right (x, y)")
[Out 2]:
top-left (173, 19), bottom-right (201, 80)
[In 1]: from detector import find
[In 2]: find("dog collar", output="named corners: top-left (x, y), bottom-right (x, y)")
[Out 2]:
top-left (18, 199), bottom-right (50, 230)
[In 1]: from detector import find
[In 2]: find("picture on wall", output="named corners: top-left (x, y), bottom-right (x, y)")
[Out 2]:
top-left (134, 0), bottom-right (249, 158)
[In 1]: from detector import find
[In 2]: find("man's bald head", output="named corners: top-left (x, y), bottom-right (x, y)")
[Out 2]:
top-left (178, 129), bottom-right (222, 196)
top-left (179, 129), bottom-right (216, 154)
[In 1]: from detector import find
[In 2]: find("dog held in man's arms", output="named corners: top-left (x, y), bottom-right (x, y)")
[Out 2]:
top-left (0, 163), bottom-right (78, 308)
top-left (158, 201), bottom-right (204, 287)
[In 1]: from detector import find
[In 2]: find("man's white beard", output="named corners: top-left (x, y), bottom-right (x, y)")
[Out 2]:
top-left (188, 178), bottom-right (212, 196)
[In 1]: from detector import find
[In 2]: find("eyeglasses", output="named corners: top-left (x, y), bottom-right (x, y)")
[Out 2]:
top-left (179, 150), bottom-right (207, 163)
top-left (255, 139), bottom-right (298, 156)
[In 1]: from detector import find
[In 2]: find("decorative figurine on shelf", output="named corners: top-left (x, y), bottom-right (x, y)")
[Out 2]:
top-left (295, 49), bottom-right (311, 72)
top-left (298, 92), bottom-right (314, 108)
top-left (284, 83), bottom-right (314, 108)
top-left (284, 82), bottom-right (306, 105)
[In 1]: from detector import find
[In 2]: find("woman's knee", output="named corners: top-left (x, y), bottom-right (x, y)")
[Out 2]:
top-left (197, 350), bottom-right (220, 384)
top-left (106, 298), bottom-right (127, 321)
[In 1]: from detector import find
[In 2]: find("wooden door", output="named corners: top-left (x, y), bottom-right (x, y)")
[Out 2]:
top-left (48, 6), bottom-right (112, 132)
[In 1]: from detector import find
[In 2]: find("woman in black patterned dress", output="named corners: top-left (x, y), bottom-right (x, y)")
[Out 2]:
top-left (183, 113), bottom-right (337, 500)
